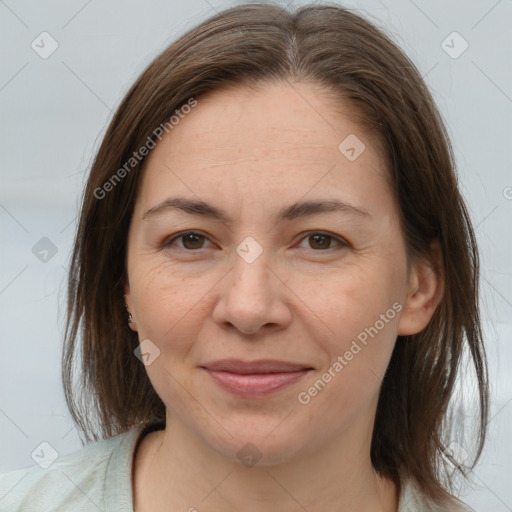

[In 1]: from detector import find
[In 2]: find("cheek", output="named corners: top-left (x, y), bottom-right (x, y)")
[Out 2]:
top-left (295, 255), bottom-right (401, 340)
top-left (298, 316), bottom-right (398, 435)
top-left (296, 258), bottom-right (401, 401)
top-left (129, 264), bottom-right (207, 416)
top-left (129, 261), bottom-right (214, 351)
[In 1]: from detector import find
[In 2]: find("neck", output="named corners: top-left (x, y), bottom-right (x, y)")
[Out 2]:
top-left (133, 409), bottom-right (399, 512)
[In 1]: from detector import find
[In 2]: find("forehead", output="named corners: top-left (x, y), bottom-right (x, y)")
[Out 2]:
top-left (135, 81), bottom-right (392, 216)
top-left (159, 81), bottom-right (373, 157)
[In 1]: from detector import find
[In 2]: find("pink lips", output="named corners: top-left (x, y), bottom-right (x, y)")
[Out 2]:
top-left (201, 359), bottom-right (312, 398)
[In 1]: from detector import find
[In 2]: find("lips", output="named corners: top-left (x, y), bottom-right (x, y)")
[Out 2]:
top-left (200, 359), bottom-right (313, 398)
top-left (201, 359), bottom-right (312, 374)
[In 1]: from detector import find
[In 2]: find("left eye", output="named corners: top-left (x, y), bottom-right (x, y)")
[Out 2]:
top-left (162, 231), bottom-right (346, 251)
top-left (296, 232), bottom-right (345, 251)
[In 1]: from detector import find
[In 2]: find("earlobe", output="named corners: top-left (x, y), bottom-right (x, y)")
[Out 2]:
top-left (397, 241), bottom-right (444, 336)
top-left (123, 284), bottom-right (138, 332)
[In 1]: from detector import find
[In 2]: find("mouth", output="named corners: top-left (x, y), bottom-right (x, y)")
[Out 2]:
top-left (200, 359), bottom-right (313, 398)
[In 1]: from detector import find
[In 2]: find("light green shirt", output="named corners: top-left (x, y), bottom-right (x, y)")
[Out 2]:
top-left (0, 424), bottom-right (474, 511)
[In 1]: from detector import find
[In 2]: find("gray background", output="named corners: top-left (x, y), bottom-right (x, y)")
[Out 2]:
top-left (0, 0), bottom-right (511, 510)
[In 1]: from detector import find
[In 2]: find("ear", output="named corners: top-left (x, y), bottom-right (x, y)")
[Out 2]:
top-left (124, 282), bottom-right (138, 332)
top-left (397, 240), bottom-right (444, 336)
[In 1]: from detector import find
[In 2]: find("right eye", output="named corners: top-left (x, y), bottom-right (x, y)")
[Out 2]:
top-left (162, 231), bottom-right (214, 251)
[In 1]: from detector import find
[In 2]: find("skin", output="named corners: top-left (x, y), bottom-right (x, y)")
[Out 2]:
top-left (124, 80), bottom-right (443, 512)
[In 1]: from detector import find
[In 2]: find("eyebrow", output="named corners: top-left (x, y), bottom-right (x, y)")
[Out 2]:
top-left (142, 197), bottom-right (371, 224)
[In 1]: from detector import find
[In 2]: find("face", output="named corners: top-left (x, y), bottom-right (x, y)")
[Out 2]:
top-left (124, 81), bottom-right (433, 465)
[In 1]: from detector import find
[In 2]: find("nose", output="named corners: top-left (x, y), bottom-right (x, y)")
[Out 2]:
top-left (212, 251), bottom-right (292, 336)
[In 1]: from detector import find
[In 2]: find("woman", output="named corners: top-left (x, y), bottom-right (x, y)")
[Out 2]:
top-left (0, 3), bottom-right (488, 511)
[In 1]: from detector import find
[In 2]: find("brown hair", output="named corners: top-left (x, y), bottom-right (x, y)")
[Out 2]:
top-left (63, 2), bottom-right (489, 507)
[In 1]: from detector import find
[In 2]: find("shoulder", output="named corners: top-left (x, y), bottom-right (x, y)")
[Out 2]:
top-left (0, 426), bottom-right (143, 512)
top-left (399, 476), bottom-right (477, 512)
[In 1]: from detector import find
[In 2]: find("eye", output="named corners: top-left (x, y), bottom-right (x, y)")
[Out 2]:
top-left (162, 230), bottom-right (347, 252)
top-left (163, 231), bottom-right (213, 251)
top-left (296, 232), bottom-right (347, 251)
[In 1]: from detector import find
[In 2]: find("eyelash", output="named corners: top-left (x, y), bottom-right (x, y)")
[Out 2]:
top-left (161, 230), bottom-right (348, 252)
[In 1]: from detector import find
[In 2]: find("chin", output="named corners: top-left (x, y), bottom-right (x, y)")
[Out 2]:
top-left (206, 425), bottom-right (309, 468)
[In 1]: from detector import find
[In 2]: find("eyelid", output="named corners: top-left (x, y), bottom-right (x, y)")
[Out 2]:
top-left (162, 230), bottom-right (348, 251)
top-left (162, 230), bottom-right (214, 250)
top-left (295, 231), bottom-right (348, 250)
